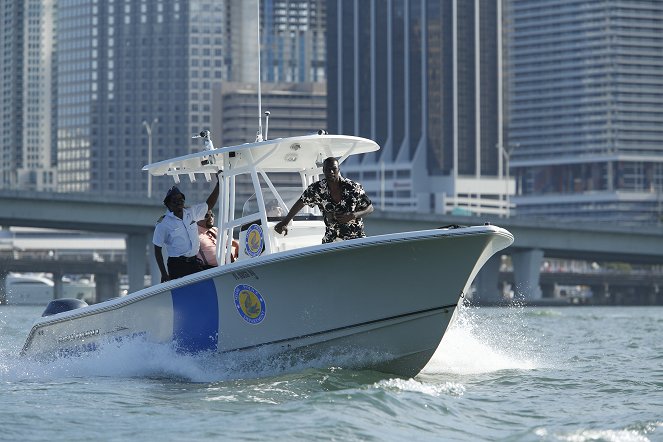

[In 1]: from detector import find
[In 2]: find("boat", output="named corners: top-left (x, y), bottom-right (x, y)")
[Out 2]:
top-left (4, 273), bottom-right (96, 305)
top-left (4, 273), bottom-right (54, 305)
top-left (61, 275), bottom-right (96, 304)
top-left (20, 132), bottom-right (513, 377)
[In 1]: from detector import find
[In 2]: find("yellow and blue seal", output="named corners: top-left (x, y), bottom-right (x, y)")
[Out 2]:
top-left (233, 284), bottom-right (266, 324)
top-left (245, 223), bottom-right (264, 258)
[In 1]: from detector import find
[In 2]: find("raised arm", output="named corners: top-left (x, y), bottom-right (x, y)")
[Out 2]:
top-left (206, 174), bottom-right (220, 211)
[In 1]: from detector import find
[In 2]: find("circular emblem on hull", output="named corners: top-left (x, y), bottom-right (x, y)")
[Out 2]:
top-left (234, 284), bottom-right (266, 324)
top-left (245, 223), bottom-right (264, 258)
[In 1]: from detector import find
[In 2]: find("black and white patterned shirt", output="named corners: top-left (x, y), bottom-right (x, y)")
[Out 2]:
top-left (300, 176), bottom-right (372, 243)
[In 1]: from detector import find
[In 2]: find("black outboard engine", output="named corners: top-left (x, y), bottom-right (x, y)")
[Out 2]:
top-left (42, 298), bottom-right (88, 317)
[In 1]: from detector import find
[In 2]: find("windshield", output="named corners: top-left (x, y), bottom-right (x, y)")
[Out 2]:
top-left (242, 187), bottom-right (321, 220)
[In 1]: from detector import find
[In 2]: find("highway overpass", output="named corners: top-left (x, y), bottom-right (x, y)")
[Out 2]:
top-left (2, 189), bottom-right (662, 301)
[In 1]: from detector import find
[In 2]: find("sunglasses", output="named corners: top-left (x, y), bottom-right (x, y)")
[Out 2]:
top-left (205, 213), bottom-right (214, 219)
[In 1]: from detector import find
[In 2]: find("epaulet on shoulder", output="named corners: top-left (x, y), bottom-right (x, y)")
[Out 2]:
top-left (156, 215), bottom-right (165, 224)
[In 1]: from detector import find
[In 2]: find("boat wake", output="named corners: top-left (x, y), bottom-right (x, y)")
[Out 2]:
top-left (1, 334), bottom-right (401, 383)
top-left (1, 303), bottom-right (542, 384)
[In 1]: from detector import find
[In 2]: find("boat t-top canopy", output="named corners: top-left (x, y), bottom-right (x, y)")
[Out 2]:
top-left (143, 133), bottom-right (379, 183)
top-left (143, 133), bottom-right (380, 266)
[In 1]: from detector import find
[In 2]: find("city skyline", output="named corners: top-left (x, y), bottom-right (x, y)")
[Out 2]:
top-left (1, 0), bottom-right (327, 202)
top-left (2, 0), bottom-right (663, 224)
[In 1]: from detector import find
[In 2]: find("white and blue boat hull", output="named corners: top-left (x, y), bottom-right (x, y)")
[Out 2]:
top-left (22, 226), bottom-right (513, 377)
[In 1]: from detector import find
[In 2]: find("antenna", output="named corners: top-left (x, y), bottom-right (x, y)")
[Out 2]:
top-left (264, 111), bottom-right (270, 140)
top-left (255, 0), bottom-right (263, 142)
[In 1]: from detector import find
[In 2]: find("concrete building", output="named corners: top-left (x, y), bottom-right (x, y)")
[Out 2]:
top-left (54, 0), bottom-right (238, 199)
top-left (53, 0), bottom-right (325, 201)
top-left (212, 81), bottom-right (327, 205)
top-left (507, 0), bottom-right (663, 225)
top-left (261, 0), bottom-right (326, 83)
top-left (327, 0), bottom-right (507, 216)
top-left (215, 82), bottom-right (326, 147)
top-left (0, 0), bottom-right (57, 192)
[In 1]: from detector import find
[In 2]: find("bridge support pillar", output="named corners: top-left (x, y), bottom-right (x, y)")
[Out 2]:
top-left (474, 255), bottom-right (501, 303)
top-left (512, 248), bottom-right (543, 300)
top-left (53, 271), bottom-right (63, 299)
top-left (651, 284), bottom-right (660, 305)
top-left (126, 233), bottom-right (148, 294)
top-left (95, 273), bottom-right (119, 303)
top-left (0, 270), bottom-right (7, 304)
top-left (597, 283), bottom-right (613, 305)
top-left (540, 282), bottom-right (555, 299)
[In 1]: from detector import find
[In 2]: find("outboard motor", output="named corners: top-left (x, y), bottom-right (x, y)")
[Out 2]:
top-left (42, 298), bottom-right (88, 317)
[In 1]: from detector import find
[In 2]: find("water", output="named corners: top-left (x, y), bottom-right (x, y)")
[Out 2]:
top-left (1, 304), bottom-right (662, 441)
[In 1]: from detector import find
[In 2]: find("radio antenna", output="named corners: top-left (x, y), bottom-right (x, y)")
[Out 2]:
top-left (255, 0), bottom-right (263, 142)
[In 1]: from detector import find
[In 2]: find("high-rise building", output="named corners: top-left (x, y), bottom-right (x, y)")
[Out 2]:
top-left (327, 0), bottom-right (506, 215)
top-left (0, 0), bottom-right (56, 191)
top-left (213, 82), bottom-right (327, 205)
top-left (261, 0), bottom-right (326, 83)
top-left (55, 0), bottom-right (235, 198)
top-left (507, 0), bottom-right (663, 224)
top-left (214, 82), bottom-right (326, 148)
top-left (53, 0), bottom-right (325, 199)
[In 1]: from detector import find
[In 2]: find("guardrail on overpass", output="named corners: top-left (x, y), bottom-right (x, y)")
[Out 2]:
top-left (0, 189), bottom-right (163, 296)
top-left (2, 189), bottom-right (663, 301)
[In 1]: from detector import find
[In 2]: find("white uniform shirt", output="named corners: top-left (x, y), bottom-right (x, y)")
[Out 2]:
top-left (153, 203), bottom-right (208, 258)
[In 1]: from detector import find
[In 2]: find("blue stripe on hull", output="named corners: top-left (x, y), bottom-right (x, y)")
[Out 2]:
top-left (171, 278), bottom-right (219, 353)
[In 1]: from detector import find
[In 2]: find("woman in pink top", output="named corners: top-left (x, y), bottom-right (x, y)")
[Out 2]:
top-left (197, 210), bottom-right (238, 266)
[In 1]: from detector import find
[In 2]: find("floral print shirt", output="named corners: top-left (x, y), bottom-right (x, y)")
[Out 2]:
top-left (300, 176), bottom-right (372, 243)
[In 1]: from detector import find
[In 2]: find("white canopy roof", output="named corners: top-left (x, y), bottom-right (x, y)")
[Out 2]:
top-left (143, 134), bottom-right (379, 182)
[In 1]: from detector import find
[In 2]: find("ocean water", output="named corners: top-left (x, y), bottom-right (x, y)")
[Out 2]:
top-left (1, 304), bottom-right (661, 442)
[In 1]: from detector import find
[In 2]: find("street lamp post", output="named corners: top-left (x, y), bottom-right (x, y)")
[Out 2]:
top-left (142, 118), bottom-right (158, 198)
top-left (504, 147), bottom-right (511, 218)
top-left (496, 143), bottom-right (519, 218)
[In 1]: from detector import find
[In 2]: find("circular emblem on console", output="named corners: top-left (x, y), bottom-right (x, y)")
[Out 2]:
top-left (234, 284), bottom-right (266, 324)
top-left (245, 223), bottom-right (264, 258)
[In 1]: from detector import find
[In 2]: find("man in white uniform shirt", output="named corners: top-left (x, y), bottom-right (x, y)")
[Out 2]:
top-left (153, 177), bottom-right (220, 282)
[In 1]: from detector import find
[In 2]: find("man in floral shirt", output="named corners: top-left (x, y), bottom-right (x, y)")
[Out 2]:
top-left (274, 157), bottom-right (374, 243)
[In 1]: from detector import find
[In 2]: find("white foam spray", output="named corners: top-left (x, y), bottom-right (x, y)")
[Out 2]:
top-left (1, 333), bottom-right (405, 383)
top-left (421, 302), bottom-right (542, 375)
top-left (2, 302), bottom-right (545, 383)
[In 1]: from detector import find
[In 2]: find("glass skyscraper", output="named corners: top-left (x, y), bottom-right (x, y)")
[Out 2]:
top-left (261, 0), bottom-right (326, 83)
top-left (507, 0), bottom-right (663, 224)
top-left (0, 0), bottom-right (56, 191)
top-left (327, 0), bottom-right (505, 215)
top-left (53, 0), bottom-right (325, 199)
top-left (56, 0), bottom-right (231, 197)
